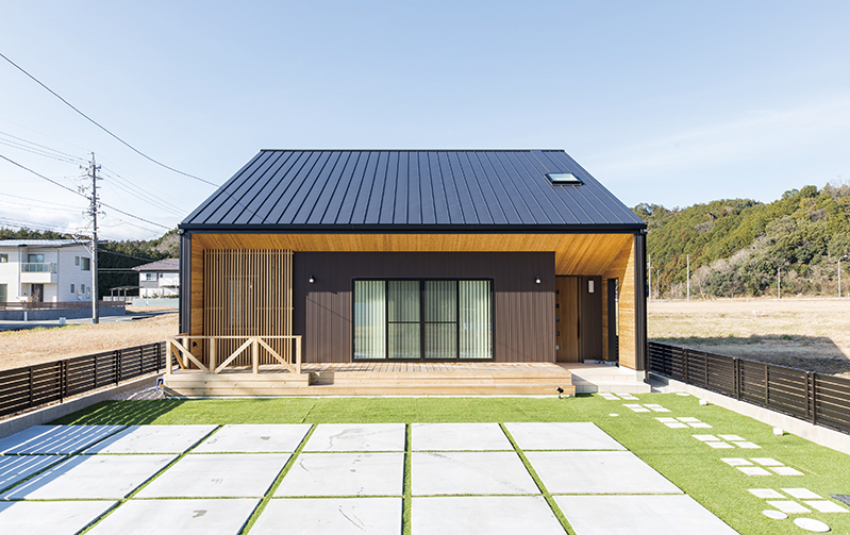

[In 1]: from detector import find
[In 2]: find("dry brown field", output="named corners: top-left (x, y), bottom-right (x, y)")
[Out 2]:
top-left (649, 298), bottom-right (850, 377)
top-left (0, 313), bottom-right (178, 370)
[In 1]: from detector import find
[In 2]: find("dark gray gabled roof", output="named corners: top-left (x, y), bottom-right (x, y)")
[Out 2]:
top-left (132, 258), bottom-right (179, 272)
top-left (181, 150), bottom-right (645, 232)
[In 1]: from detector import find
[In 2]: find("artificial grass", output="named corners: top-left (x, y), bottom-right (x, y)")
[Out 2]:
top-left (55, 393), bottom-right (850, 535)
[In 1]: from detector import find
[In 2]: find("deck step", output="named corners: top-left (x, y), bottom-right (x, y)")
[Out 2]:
top-left (165, 383), bottom-right (575, 397)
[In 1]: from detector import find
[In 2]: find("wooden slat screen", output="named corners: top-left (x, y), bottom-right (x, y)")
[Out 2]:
top-left (649, 341), bottom-right (850, 434)
top-left (203, 249), bottom-right (293, 367)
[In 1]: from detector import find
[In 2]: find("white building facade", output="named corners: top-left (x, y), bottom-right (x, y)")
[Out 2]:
top-left (0, 240), bottom-right (94, 303)
top-left (134, 258), bottom-right (179, 298)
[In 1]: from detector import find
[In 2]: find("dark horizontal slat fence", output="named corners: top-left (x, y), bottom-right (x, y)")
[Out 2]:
top-left (0, 342), bottom-right (166, 419)
top-left (649, 342), bottom-right (850, 434)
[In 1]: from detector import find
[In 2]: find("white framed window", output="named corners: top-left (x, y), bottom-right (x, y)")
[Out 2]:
top-left (145, 273), bottom-right (156, 281)
top-left (81, 257), bottom-right (91, 271)
top-left (0, 254), bottom-right (8, 263)
top-left (75, 256), bottom-right (80, 266)
top-left (70, 284), bottom-right (75, 293)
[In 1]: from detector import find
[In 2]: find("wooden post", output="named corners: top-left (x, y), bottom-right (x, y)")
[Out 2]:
top-left (734, 359), bottom-right (741, 401)
top-left (252, 337), bottom-right (259, 374)
top-left (182, 336), bottom-right (188, 369)
top-left (28, 367), bottom-right (33, 408)
top-left (812, 373), bottom-right (818, 425)
top-left (209, 338), bottom-right (216, 371)
top-left (296, 336), bottom-right (302, 374)
top-left (805, 372), bottom-right (812, 421)
top-left (166, 340), bottom-right (172, 375)
top-left (764, 364), bottom-right (769, 405)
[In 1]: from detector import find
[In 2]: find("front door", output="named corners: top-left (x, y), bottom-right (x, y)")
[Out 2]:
top-left (555, 276), bottom-right (580, 362)
top-left (31, 284), bottom-right (44, 303)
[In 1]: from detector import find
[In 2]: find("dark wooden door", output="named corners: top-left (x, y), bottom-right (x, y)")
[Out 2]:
top-left (555, 276), bottom-right (579, 362)
top-left (32, 284), bottom-right (44, 303)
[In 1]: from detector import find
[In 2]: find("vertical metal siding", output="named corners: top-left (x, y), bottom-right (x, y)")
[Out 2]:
top-left (294, 252), bottom-right (555, 363)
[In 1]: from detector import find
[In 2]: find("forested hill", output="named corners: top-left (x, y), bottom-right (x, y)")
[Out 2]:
top-left (634, 183), bottom-right (850, 298)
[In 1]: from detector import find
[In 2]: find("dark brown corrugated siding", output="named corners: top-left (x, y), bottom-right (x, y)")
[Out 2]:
top-left (293, 252), bottom-right (554, 363)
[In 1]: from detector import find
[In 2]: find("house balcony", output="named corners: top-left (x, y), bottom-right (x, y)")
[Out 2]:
top-left (21, 263), bottom-right (58, 284)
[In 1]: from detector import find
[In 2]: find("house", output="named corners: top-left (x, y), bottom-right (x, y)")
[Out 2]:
top-left (133, 258), bottom-right (180, 297)
top-left (0, 239), bottom-right (94, 304)
top-left (171, 150), bottom-right (647, 396)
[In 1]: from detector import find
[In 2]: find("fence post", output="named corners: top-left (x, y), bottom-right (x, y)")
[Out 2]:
top-left (28, 367), bottom-right (34, 408)
top-left (59, 360), bottom-right (65, 403)
top-left (812, 374), bottom-right (818, 426)
top-left (805, 372), bottom-right (811, 422)
top-left (764, 364), bottom-right (769, 406)
top-left (734, 358), bottom-right (740, 401)
top-left (704, 352), bottom-right (709, 387)
top-left (116, 350), bottom-right (122, 385)
top-left (683, 349), bottom-right (689, 384)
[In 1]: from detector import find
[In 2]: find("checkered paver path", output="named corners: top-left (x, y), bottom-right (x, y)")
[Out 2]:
top-left (0, 422), bottom-right (742, 535)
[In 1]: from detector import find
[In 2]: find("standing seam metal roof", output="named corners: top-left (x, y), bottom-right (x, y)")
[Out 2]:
top-left (181, 150), bottom-right (645, 231)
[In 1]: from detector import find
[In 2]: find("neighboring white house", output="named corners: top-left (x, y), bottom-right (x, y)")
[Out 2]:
top-left (133, 258), bottom-right (179, 297)
top-left (0, 239), bottom-right (94, 303)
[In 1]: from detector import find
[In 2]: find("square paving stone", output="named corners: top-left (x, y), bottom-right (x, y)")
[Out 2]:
top-left (86, 499), bottom-right (259, 535)
top-left (0, 455), bottom-right (67, 492)
top-left (413, 496), bottom-right (563, 535)
top-left (192, 424), bottom-right (311, 453)
top-left (526, 451), bottom-right (682, 495)
top-left (412, 452), bottom-right (539, 495)
top-left (505, 422), bottom-right (625, 451)
top-left (135, 454), bottom-right (290, 498)
top-left (254, 498), bottom-right (401, 535)
top-left (412, 423), bottom-right (512, 451)
top-left (784, 488), bottom-right (823, 499)
top-left (733, 441), bottom-right (761, 449)
top-left (767, 500), bottom-right (811, 513)
top-left (771, 466), bottom-right (804, 476)
top-left (85, 425), bottom-right (217, 454)
top-left (0, 425), bottom-right (124, 454)
top-left (0, 500), bottom-right (117, 535)
top-left (805, 500), bottom-right (849, 513)
top-left (555, 494), bottom-right (740, 535)
top-left (738, 467), bottom-right (772, 476)
top-left (304, 424), bottom-right (405, 452)
top-left (275, 453), bottom-right (403, 497)
top-left (1, 454), bottom-right (176, 500)
top-left (753, 458), bottom-right (783, 467)
top-left (707, 441), bottom-right (734, 449)
top-left (749, 489), bottom-right (784, 499)
top-left (722, 458), bottom-right (751, 466)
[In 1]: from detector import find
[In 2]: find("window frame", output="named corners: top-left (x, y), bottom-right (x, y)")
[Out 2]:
top-left (352, 278), bottom-right (494, 362)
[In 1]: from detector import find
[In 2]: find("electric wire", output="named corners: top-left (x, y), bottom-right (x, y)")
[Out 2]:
top-left (0, 51), bottom-right (218, 187)
top-left (0, 153), bottom-right (172, 230)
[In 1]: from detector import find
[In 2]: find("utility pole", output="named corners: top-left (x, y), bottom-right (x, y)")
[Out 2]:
top-left (686, 255), bottom-right (690, 302)
top-left (83, 153), bottom-right (101, 324)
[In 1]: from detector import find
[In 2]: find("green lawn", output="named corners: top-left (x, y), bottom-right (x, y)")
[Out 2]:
top-left (56, 393), bottom-right (850, 535)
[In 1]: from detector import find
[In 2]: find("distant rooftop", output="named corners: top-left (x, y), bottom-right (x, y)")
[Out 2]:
top-left (0, 239), bottom-right (85, 248)
top-left (182, 150), bottom-right (645, 232)
top-left (133, 258), bottom-right (180, 272)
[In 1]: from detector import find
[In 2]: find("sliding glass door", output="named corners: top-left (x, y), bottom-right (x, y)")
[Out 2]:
top-left (354, 280), bottom-right (493, 360)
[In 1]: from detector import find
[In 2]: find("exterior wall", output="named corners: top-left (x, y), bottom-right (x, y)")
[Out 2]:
top-left (293, 252), bottom-right (555, 363)
top-left (138, 271), bottom-right (179, 297)
top-left (0, 245), bottom-right (91, 303)
top-left (603, 237), bottom-right (638, 369)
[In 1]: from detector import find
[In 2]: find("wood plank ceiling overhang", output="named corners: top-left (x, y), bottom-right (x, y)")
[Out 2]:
top-left (191, 232), bottom-right (635, 276)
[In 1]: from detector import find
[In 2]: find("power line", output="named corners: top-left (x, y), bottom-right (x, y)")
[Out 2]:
top-left (0, 50), bottom-right (218, 187)
top-left (0, 152), bottom-right (172, 230)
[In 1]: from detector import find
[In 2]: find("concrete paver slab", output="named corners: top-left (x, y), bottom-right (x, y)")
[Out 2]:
top-left (752, 458), bottom-right (782, 466)
top-left (86, 499), bottom-right (259, 535)
top-left (555, 494), bottom-right (740, 535)
top-left (505, 422), bottom-right (625, 451)
top-left (527, 451), bottom-right (682, 495)
top-left (135, 454), bottom-right (289, 498)
top-left (737, 467), bottom-right (771, 476)
top-left (304, 424), bottom-right (405, 452)
top-left (84, 425), bottom-right (217, 454)
top-left (412, 496), bottom-right (563, 535)
top-left (722, 458), bottom-right (751, 466)
top-left (783, 488), bottom-right (822, 499)
top-left (767, 500), bottom-right (811, 513)
top-left (693, 434), bottom-right (719, 441)
top-left (411, 423), bottom-right (512, 451)
top-left (275, 453), bottom-right (403, 497)
top-left (192, 424), bottom-right (311, 453)
top-left (0, 455), bottom-right (66, 492)
top-left (411, 452), bottom-right (539, 496)
top-left (805, 500), bottom-right (849, 513)
top-left (733, 441), bottom-right (761, 449)
top-left (254, 498), bottom-right (401, 535)
top-left (1, 454), bottom-right (175, 500)
top-left (794, 518), bottom-right (831, 532)
top-left (707, 441), bottom-right (735, 449)
top-left (0, 500), bottom-right (117, 535)
top-left (771, 467), bottom-right (804, 476)
top-left (749, 489), bottom-right (784, 499)
top-left (0, 425), bottom-right (124, 454)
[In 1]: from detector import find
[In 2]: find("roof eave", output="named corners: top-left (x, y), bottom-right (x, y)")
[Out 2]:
top-left (178, 222), bottom-right (647, 234)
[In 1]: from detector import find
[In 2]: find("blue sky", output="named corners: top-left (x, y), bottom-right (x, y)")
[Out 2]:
top-left (1, 1), bottom-right (849, 240)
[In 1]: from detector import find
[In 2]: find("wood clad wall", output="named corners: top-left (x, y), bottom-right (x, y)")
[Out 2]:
top-left (603, 237), bottom-right (637, 369)
top-left (202, 250), bottom-right (293, 366)
top-left (293, 252), bottom-right (555, 363)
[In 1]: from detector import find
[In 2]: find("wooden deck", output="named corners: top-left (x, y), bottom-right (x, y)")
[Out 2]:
top-left (163, 361), bottom-right (575, 397)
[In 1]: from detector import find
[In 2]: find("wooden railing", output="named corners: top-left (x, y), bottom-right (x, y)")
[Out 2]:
top-left (165, 335), bottom-right (302, 375)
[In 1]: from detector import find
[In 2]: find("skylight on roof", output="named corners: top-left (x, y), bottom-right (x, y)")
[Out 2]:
top-left (546, 172), bottom-right (582, 184)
